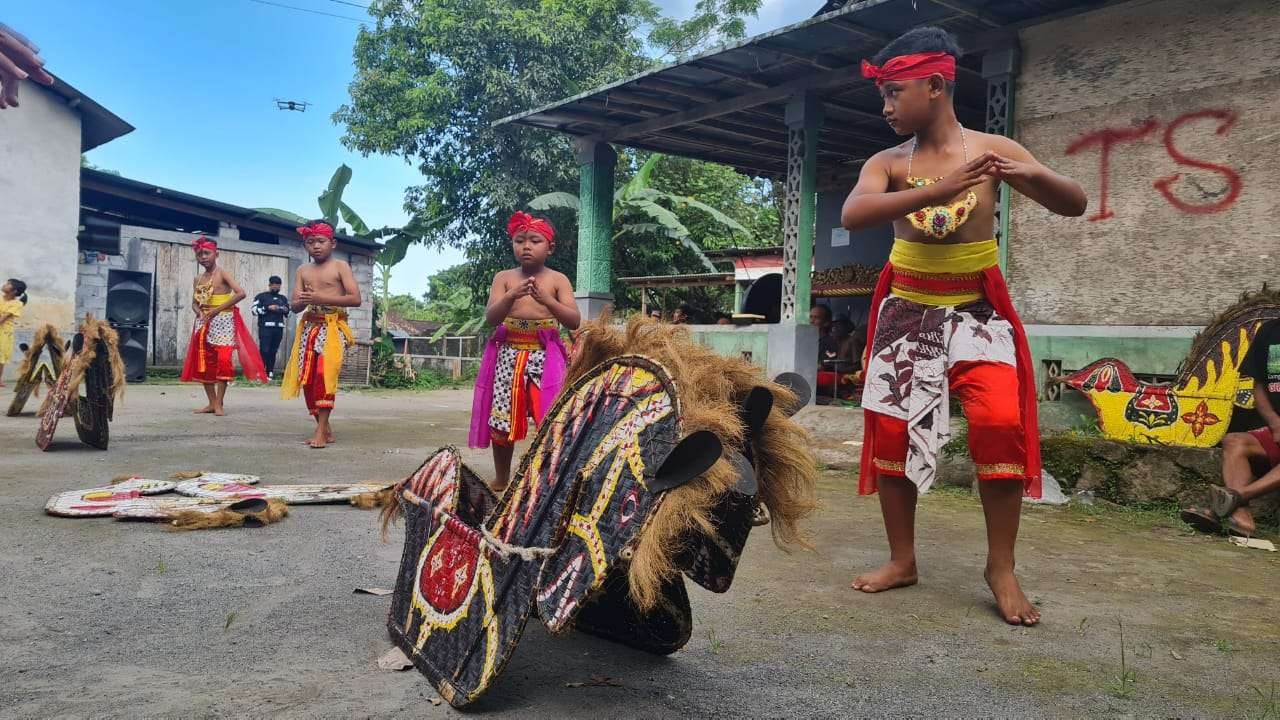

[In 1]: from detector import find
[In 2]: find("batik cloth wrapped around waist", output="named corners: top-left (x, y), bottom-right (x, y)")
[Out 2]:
top-left (468, 317), bottom-right (568, 449)
top-left (281, 306), bottom-right (353, 400)
top-left (197, 292), bottom-right (237, 346)
top-left (180, 293), bottom-right (268, 383)
top-left (858, 239), bottom-right (1041, 498)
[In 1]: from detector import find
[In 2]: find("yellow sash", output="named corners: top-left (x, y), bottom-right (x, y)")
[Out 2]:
top-left (888, 239), bottom-right (998, 306)
top-left (280, 307), bottom-right (353, 399)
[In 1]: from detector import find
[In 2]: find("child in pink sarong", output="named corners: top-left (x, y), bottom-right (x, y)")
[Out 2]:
top-left (469, 212), bottom-right (580, 491)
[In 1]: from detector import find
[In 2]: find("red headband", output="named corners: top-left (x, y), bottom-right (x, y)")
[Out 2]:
top-left (861, 51), bottom-right (957, 87)
top-left (191, 237), bottom-right (217, 252)
top-left (297, 222), bottom-right (334, 240)
top-left (507, 211), bottom-right (555, 247)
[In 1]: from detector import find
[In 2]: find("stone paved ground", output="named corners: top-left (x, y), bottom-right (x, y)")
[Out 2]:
top-left (1, 385), bottom-right (1277, 718)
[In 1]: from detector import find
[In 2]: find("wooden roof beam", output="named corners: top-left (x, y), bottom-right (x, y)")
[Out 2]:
top-left (927, 0), bottom-right (1007, 28)
top-left (604, 90), bottom-right (688, 113)
top-left (687, 59), bottom-right (771, 89)
top-left (757, 42), bottom-right (840, 72)
top-left (611, 64), bottom-right (858, 141)
top-left (633, 78), bottom-right (725, 104)
top-left (532, 109), bottom-right (622, 128)
top-left (826, 17), bottom-right (890, 44)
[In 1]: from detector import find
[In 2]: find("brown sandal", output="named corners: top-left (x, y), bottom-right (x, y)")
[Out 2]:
top-left (1207, 485), bottom-right (1246, 518)
top-left (1180, 507), bottom-right (1223, 535)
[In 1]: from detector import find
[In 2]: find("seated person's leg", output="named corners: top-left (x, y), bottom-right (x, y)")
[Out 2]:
top-left (1220, 429), bottom-right (1280, 534)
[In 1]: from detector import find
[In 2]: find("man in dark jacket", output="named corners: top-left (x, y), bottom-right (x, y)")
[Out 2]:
top-left (251, 275), bottom-right (290, 379)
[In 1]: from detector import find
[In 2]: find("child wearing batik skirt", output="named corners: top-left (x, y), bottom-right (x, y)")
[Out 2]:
top-left (281, 221), bottom-right (361, 449)
top-left (842, 27), bottom-right (1087, 626)
top-left (470, 211), bottom-right (581, 491)
top-left (179, 238), bottom-right (268, 413)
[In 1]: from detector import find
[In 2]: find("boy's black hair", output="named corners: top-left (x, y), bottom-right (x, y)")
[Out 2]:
top-left (7, 278), bottom-right (28, 305)
top-left (872, 26), bottom-right (962, 94)
top-left (269, 275), bottom-right (283, 285)
top-left (677, 302), bottom-right (693, 313)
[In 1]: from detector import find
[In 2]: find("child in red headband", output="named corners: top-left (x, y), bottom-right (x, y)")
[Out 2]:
top-left (469, 211), bottom-right (580, 491)
top-left (179, 237), bottom-right (268, 413)
top-left (280, 221), bottom-right (361, 449)
top-left (842, 27), bottom-right (1087, 627)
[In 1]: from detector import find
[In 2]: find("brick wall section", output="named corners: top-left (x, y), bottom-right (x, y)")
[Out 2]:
top-left (1008, 0), bottom-right (1280, 326)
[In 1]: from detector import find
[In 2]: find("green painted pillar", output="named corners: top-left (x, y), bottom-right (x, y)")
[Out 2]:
top-left (574, 138), bottom-right (617, 320)
top-left (983, 45), bottom-right (1020, 274)
top-left (734, 280), bottom-right (745, 314)
top-left (783, 94), bottom-right (822, 325)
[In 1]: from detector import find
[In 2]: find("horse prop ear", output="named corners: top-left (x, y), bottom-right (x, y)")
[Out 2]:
top-left (771, 372), bottom-right (811, 416)
top-left (739, 386), bottom-right (774, 437)
top-left (650, 430), bottom-right (723, 495)
top-left (228, 498), bottom-right (269, 514)
top-left (725, 450), bottom-right (757, 496)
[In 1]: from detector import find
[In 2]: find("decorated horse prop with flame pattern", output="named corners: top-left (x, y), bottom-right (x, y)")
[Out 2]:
top-left (1062, 288), bottom-right (1280, 447)
top-left (382, 317), bottom-right (818, 708)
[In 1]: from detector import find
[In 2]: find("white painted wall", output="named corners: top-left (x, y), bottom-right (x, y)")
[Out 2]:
top-left (0, 84), bottom-right (81, 379)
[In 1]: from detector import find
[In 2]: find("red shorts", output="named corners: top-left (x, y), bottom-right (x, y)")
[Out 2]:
top-left (868, 360), bottom-right (1027, 482)
top-left (1248, 427), bottom-right (1280, 469)
top-left (303, 353), bottom-right (335, 415)
top-left (189, 344), bottom-right (234, 384)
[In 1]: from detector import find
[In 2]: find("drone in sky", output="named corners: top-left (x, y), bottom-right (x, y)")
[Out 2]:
top-left (274, 99), bottom-right (311, 113)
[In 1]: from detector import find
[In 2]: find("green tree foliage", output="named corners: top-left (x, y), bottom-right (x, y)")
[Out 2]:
top-left (648, 0), bottom-right (763, 60)
top-left (336, 0), bottom-right (771, 319)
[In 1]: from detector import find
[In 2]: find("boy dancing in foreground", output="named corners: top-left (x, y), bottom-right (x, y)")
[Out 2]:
top-left (842, 27), bottom-right (1087, 625)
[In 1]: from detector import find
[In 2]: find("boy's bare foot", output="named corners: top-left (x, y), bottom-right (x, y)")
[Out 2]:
top-left (851, 560), bottom-right (918, 593)
top-left (213, 406), bottom-right (225, 416)
top-left (308, 427), bottom-right (329, 449)
top-left (194, 405), bottom-right (216, 414)
top-left (985, 566), bottom-right (1040, 626)
top-left (301, 434), bottom-right (335, 444)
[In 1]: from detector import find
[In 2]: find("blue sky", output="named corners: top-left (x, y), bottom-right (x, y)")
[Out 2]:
top-left (10, 0), bottom-right (808, 296)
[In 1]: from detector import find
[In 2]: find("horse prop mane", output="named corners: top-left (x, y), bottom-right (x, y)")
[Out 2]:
top-left (383, 317), bottom-right (819, 707)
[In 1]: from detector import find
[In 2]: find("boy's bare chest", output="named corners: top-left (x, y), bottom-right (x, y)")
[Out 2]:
top-left (300, 266), bottom-right (341, 290)
top-left (197, 271), bottom-right (230, 293)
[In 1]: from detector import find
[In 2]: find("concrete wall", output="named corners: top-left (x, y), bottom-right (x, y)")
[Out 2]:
top-left (689, 325), bottom-right (770, 368)
top-left (1010, 0), bottom-right (1280, 328)
top-left (0, 83), bottom-right (82, 377)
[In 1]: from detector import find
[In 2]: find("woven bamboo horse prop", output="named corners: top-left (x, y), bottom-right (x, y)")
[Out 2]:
top-left (1062, 288), bottom-right (1280, 448)
top-left (386, 318), bottom-right (818, 708)
top-left (35, 317), bottom-right (126, 451)
top-left (7, 324), bottom-right (68, 416)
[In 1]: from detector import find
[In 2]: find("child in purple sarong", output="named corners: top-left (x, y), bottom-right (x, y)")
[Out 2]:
top-left (469, 212), bottom-right (580, 491)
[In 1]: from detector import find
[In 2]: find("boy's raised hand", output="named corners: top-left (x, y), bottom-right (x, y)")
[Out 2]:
top-left (988, 153), bottom-right (1039, 183)
top-left (508, 278), bottom-right (534, 300)
top-left (929, 152), bottom-right (996, 202)
top-left (527, 277), bottom-right (546, 303)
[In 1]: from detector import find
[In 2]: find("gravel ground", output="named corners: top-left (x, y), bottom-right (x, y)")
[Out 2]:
top-left (1, 384), bottom-right (1277, 719)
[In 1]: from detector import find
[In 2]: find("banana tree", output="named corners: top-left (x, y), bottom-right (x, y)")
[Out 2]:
top-left (258, 165), bottom-right (450, 339)
top-left (528, 154), bottom-right (748, 273)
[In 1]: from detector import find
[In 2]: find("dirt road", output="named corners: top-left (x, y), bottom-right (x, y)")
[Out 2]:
top-left (1, 385), bottom-right (1276, 718)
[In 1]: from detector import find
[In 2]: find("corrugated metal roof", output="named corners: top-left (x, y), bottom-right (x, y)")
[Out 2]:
top-left (497, 0), bottom-right (1116, 183)
top-left (80, 168), bottom-right (381, 252)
